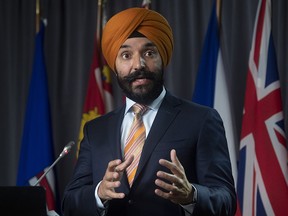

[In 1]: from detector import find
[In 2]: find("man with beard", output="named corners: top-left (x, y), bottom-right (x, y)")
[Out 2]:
top-left (62, 7), bottom-right (236, 216)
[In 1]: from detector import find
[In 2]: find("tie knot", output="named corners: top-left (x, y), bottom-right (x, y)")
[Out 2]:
top-left (132, 103), bottom-right (148, 116)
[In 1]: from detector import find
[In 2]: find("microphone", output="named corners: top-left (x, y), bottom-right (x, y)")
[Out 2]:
top-left (33, 141), bottom-right (75, 186)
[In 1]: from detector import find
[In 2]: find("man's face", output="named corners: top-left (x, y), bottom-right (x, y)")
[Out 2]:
top-left (115, 37), bottom-right (164, 104)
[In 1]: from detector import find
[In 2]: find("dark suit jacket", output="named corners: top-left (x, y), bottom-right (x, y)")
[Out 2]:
top-left (62, 92), bottom-right (237, 216)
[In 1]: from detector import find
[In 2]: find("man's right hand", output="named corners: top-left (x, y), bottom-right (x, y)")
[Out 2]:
top-left (98, 155), bottom-right (134, 201)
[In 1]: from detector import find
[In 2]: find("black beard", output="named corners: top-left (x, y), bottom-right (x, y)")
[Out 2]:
top-left (117, 69), bottom-right (164, 105)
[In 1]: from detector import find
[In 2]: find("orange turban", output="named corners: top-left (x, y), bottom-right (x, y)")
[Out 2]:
top-left (101, 7), bottom-right (174, 71)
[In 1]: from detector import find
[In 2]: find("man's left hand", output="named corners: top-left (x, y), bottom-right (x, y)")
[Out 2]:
top-left (155, 149), bottom-right (193, 205)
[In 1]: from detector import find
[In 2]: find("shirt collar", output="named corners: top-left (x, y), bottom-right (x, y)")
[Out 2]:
top-left (125, 87), bottom-right (166, 114)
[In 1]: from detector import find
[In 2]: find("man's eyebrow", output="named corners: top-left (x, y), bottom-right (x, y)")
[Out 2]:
top-left (119, 44), bottom-right (130, 49)
top-left (119, 42), bottom-right (156, 49)
top-left (144, 42), bottom-right (156, 48)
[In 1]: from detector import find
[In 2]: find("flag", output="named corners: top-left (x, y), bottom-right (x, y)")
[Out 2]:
top-left (77, 1), bottom-right (114, 157)
top-left (76, 46), bottom-right (113, 158)
top-left (77, 41), bottom-right (105, 157)
top-left (236, 0), bottom-right (288, 215)
top-left (192, 0), bottom-right (237, 182)
top-left (17, 20), bottom-right (57, 211)
top-left (100, 0), bottom-right (114, 113)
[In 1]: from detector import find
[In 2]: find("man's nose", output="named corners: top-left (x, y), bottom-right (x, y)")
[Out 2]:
top-left (133, 56), bottom-right (146, 71)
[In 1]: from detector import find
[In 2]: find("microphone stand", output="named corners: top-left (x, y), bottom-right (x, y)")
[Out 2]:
top-left (33, 141), bottom-right (75, 187)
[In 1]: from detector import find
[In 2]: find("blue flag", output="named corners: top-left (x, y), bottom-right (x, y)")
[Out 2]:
top-left (192, 1), bottom-right (237, 182)
top-left (192, 1), bottom-right (219, 107)
top-left (17, 21), bottom-right (56, 210)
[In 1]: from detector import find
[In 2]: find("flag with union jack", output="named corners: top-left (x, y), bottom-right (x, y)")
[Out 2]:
top-left (236, 0), bottom-right (288, 215)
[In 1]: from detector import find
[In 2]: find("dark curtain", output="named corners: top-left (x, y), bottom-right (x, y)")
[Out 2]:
top-left (1, 0), bottom-right (287, 209)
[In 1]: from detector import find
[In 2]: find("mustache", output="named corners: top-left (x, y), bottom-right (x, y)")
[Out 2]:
top-left (122, 69), bottom-right (156, 83)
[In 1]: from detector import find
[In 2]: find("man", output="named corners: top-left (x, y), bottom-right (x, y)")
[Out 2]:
top-left (62, 7), bottom-right (236, 216)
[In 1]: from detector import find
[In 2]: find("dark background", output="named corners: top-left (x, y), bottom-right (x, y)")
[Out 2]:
top-left (0, 0), bottom-right (287, 210)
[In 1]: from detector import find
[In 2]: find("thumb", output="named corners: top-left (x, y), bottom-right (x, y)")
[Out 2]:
top-left (170, 149), bottom-right (180, 166)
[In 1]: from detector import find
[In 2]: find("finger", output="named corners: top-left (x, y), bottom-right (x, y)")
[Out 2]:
top-left (107, 159), bottom-right (122, 172)
top-left (103, 159), bottom-right (122, 182)
top-left (98, 180), bottom-right (123, 200)
top-left (171, 149), bottom-right (184, 174)
top-left (154, 188), bottom-right (180, 203)
top-left (155, 188), bottom-right (170, 199)
top-left (100, 183), bottom-right (125, 200)
top-left (104, 179), bottom-right (121, 189)
top-left (156, 170), bottom-right (179, 185)
top-left (111, 170), bottom-right (122, 182)
top-left (159, 158), bottom-right (182, 177)
top-left (155, 178), bottom-right (178, 193)
top-left (170, 149), bottom-right (181, 167)
top-left (115, 155), bottom-right (134, 172)
top-left (106, 190), bottom-right (126, 199)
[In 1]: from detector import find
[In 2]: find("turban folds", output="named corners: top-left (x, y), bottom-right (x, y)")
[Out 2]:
top-left (101, 7), bottom-right (174, 71)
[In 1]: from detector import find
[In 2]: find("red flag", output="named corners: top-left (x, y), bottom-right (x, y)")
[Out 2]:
top-left (77, 40), bottom-right (109, 157)
top-left (76, 1), bottom-right (115, 157)
top-left (236, 0), bottom-right (288, 215)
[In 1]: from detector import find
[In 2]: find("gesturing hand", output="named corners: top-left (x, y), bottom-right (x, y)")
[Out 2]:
top-left (98, 155), bottom-right (134, 201)
top-left (155, 149), bottom-right (193, 205)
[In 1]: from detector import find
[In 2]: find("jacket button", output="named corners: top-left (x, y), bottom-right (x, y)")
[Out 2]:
top-left (128, 199), bottom-right (133, 204)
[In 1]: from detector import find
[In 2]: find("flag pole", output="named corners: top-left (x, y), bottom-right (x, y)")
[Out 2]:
top-left (216, 0), bottom-right (222, 29)
top-left (36, 0), bottom-right (40, 33)
top-left (98, 0), bottom-right (107, 65)
top-left (96, 0), bottom-right (103, 50)
top-left (142, 0), bottom-right (151, 9)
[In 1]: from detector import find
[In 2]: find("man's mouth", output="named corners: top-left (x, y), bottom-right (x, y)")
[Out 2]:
top-left (132, 77), bottom-right (151, 85)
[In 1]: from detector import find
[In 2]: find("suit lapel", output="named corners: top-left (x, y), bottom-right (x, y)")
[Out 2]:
top-left (107, 106), bottom-right (131, 192)
top-left (133, 93), bottom-right (181, 183)
top-left (109, 107), bottom-right (125, 160)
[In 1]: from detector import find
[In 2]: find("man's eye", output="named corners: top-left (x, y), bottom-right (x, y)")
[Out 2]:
top-left (122, 53), bottom-right (131, 59)
top-left (144, 50), bottom-right (155, 57)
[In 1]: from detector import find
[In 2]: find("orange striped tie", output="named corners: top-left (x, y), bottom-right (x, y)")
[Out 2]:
top-left (124, 103), bottom-right (148, 187)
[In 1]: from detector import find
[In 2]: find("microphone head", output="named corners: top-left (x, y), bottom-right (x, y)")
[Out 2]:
top-left (59, 141), bottom-right (75, 158)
